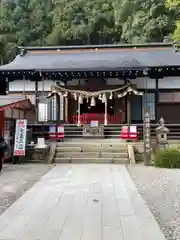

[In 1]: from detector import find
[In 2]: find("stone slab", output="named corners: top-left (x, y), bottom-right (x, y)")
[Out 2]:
top-left (0, 164), bottom-right (166, 240)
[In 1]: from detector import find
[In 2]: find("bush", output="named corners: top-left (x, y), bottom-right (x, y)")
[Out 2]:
top-left (154, 148), bottom-right (180, 168)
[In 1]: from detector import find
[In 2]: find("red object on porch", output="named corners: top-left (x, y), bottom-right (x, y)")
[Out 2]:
top-left (129, 128), bottom-right (137, 139)
top-left (0, 96), bottom-right (35, 165)
top-left (120, 126), bottom-right (137, 140)
top-left (56, 125), bottom-right (64, 139)
top-left (0, 111), bottom-right (5, 136)
top-left (71, 112), bottom-right (123, 124)
top-left (121, 126), bottom-right (129, 139)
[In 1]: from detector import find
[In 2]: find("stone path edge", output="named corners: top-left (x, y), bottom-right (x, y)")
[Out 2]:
top-left (123, 165), bottom-right (166, 240)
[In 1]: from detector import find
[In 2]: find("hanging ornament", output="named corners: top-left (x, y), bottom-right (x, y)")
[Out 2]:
top-left (74, 93), bottom-right (77, 101)
top-left (90, 96), bottom-right (96, 106)
top-left (86, 97), bottom-right (89, 103)
top-left (102, 93), bottom-right (107, 103)
top-left (109, 92), bottom-right (113, 100)
top-left (98, 94), bottom-right (102, 100)
top-left (64, 92), bottom-right (68, 97)
top-left (78, 94), bottom-right (83, 104)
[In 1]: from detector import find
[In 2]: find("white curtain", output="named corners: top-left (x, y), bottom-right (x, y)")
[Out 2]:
top-left (38, 103), bottom-right (48, 122)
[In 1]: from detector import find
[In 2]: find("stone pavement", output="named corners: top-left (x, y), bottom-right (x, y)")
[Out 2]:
top-left (0, 164), bottom-right (166, 240)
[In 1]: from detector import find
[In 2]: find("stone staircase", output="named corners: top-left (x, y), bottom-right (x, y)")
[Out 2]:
top-left (54, 139), bottom-right (130, 164)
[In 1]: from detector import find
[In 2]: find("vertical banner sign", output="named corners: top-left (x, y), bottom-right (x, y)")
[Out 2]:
top-left (13, 119), bottom-right (27, 156)
top-left (144, 113), bottom-right (151, 166)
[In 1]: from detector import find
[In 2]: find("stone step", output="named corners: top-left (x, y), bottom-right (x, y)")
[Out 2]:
top-left (56, 143), bottom-right (127, 148)
top-left (56, 152), bottom-right (100, 158)
top-left (56, 146), bottom-right (128, 153)
top-left (55, 152), bottom-right (129, 158)
top-left (54, 157), bottom-right (129, 164)
top-left (100, 152), bottom-right (129, 158)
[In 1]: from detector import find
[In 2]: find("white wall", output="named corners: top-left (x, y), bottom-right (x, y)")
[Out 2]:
top-left (158, 77), bottom-right (180, 89)
top-left (8, 77), bottom-right (180, 92)
top-left (9, 80), bottom-right (56, 92)
top-left (129, 78), bottom-right (156, 89)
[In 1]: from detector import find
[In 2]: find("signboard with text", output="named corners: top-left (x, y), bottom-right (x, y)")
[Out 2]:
top-left (90, 121), bottom-right (99, 127)
top-left (120, 125), bottom-right (137, 140)
top-left (13, 119), bottom-right (27, 156)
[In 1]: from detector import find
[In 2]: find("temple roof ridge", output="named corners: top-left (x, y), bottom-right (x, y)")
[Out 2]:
top-left (18, 42), bottom-right (173, 52)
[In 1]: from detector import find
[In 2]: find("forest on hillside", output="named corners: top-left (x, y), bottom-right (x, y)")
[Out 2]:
top-left (0, 0), bottom-right (179, 63)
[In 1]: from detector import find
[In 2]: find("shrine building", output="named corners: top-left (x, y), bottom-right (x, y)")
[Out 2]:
top-left (0, 42), bottom-right (180, 126)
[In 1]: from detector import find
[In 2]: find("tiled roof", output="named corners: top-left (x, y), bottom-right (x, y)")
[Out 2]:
top-left (0, 96), bottom-right (32, 111)
top-left (0, 44), bottom-right (179, 72)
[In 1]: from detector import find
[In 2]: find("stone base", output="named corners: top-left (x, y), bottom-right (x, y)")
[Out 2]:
top-left (32, 146), bottom-right (50, 161)
top-left (82, 125), bottom-right (104, 138)
top-left (19, 145), bottom-right (51, 162)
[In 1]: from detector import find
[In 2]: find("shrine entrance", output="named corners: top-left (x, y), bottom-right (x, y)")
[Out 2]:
top-left (47, 83), bottom-right (143, 126)
top-left (81, 98), bottom-right (114, 115)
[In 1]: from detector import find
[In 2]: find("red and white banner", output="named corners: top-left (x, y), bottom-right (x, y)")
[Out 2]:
top-left (121, 126), bottom-right (129, 139)
top-left (129, 126), bottom-right (137, 139)
top-left (13, 119), bottom-right (27, 156)
top-left (56, 125), bottom-right (64, 139)
top-left (120, 125), bottom-right (137, 140)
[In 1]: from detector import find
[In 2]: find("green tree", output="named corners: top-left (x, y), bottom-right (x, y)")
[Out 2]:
top-left (0, 0), bottom-right (179, 63)
top-left (116, 0), bottom-right (177, 43)
top-left (165, 0), bottom-right (180, 41)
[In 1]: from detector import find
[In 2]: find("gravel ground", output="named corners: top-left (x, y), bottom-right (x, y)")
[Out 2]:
top-left (0, 163), bottom-right (53, 215)
top-left (128, 165), bottom-right (180, 240)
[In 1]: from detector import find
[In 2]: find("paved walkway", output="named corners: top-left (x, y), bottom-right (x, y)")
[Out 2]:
top-left (0, 164), bottom-right (166, 240)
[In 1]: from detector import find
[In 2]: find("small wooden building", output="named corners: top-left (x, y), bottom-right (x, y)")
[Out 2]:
top-left (0, 96), bottom-right (35, 159)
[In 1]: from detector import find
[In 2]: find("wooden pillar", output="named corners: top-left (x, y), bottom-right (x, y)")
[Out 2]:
top-left (77, 98), bottom-right (81, 126)
top-left (35, 79), bottom-right (39, 123)
top-left (155, 78), bottom-right (158, 123)
top-left (65, 97), bottom-right (68, 123)
top-left (127, 96), bottom-right (131, 127)
top-left (104, 101), bottom-right (108, 125)
top-left (56, 93), bottom-right (60, 124)
top-left (124, 78), bottom-right (131, 126)
top-left (0, 111), bottom-right (5, 136)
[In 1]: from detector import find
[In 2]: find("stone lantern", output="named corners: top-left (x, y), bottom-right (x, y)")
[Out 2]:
top-left (156, 118), bottom-right (169, 148)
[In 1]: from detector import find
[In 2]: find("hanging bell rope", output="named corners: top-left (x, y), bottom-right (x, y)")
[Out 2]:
top-left (109, 92), bottom-right (113, 100)
top-left (47, 82), bottom-right (143, 99)
top-left (74, 93), bottom-right (77, 100)
top-left (117, 86), bottom-right (143, 98)
top-left (90, 96), bottom-right (96, 106)
top-left (78, 94), bottom-right (83, 104)
top-left (102, 93), bottom-right (107, 103)
top-left (51, 82), bottom-right (132, 97)
top-left (64, 92), bottom-right (68, 97)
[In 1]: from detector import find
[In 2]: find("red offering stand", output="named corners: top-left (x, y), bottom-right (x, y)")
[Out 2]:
top-left (121, 126), bottom-right (129, 139)
top-left (129, 126), bottom-right (137, 140)
top-left (120, 125), bottom-right (137, 140)
top-left (56, 125), bottom-right (64, 139)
